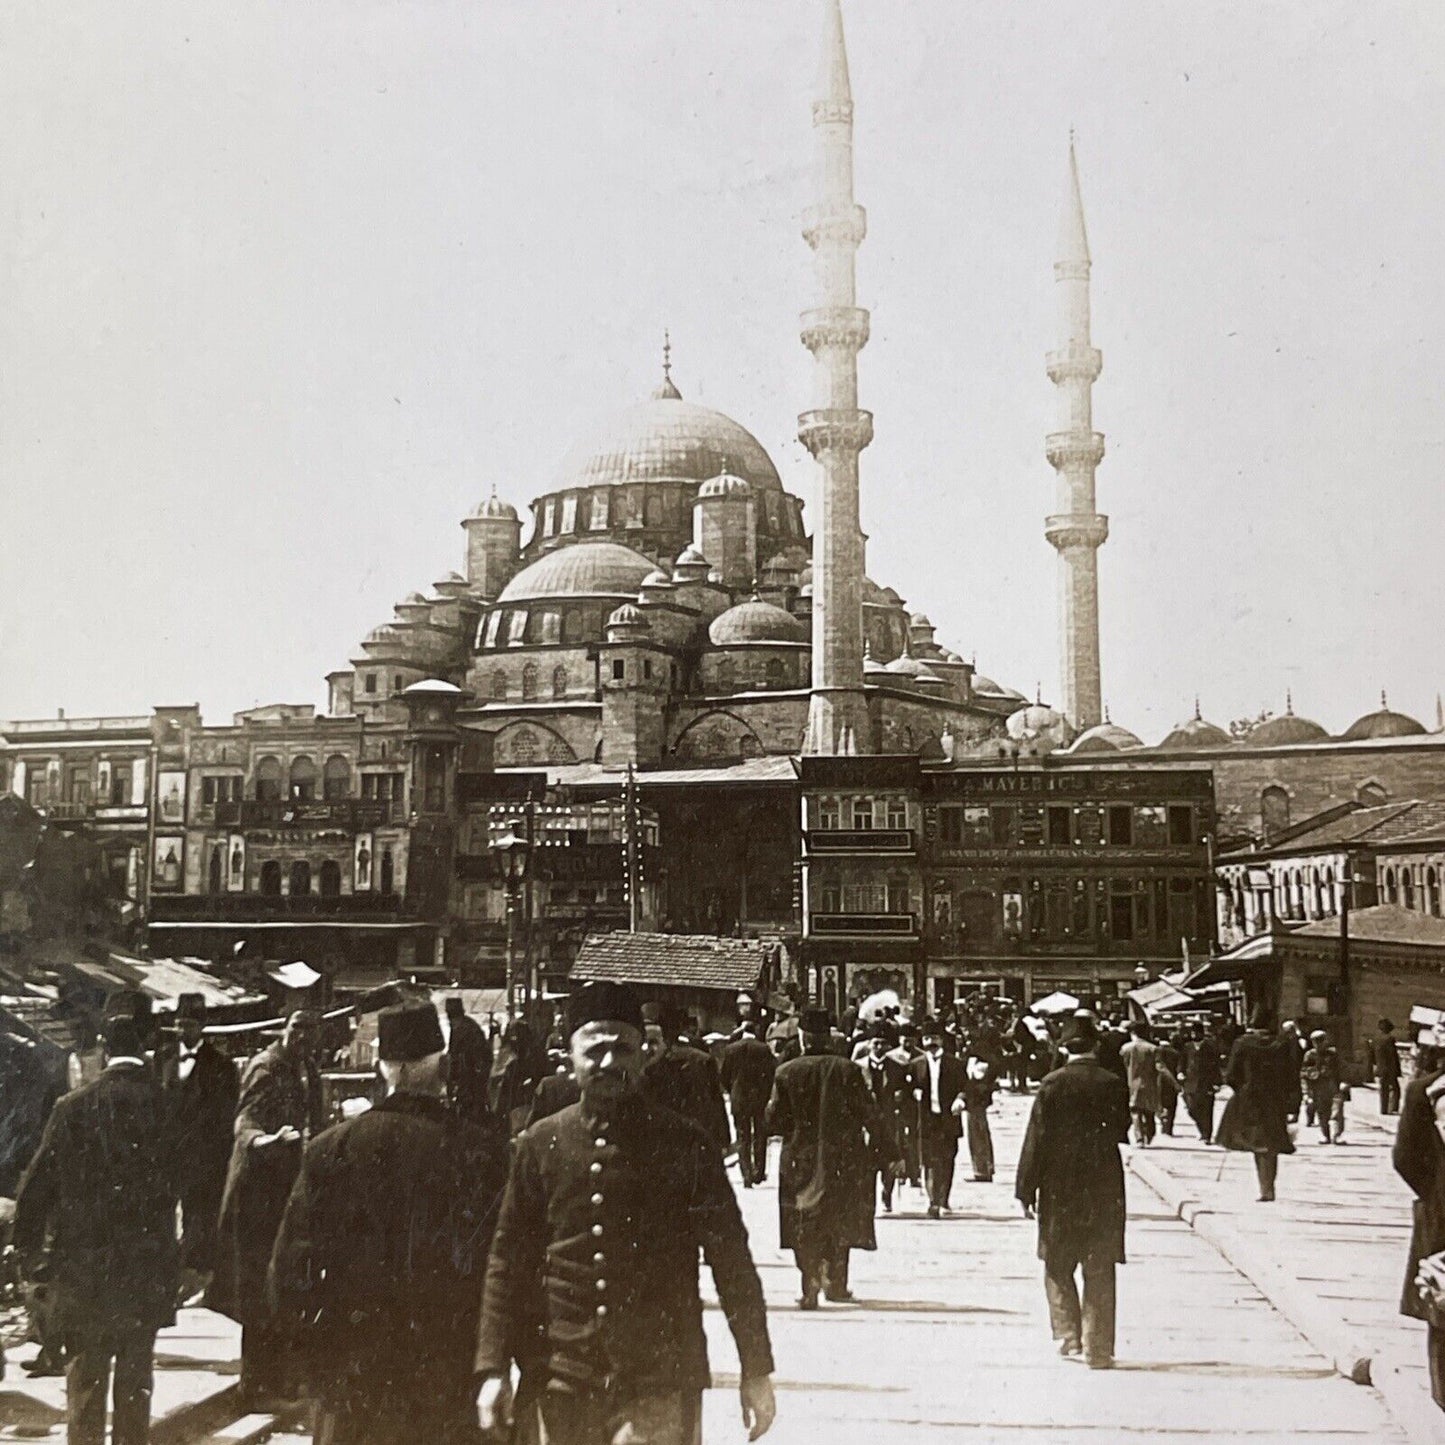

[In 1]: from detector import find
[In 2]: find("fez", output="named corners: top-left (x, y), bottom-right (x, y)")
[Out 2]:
top-left (176, 992), bottom-right (207, 1023)
top-left (378, 1002), bottom-right (446, 1062)
top-left (101, 1016), bottom-right (144, 1058)
top-left (566, 981), bottom-right (644, 1037)
top-left (800, 1008), bottom-right (832, 1035)
top-left (444, 995), bottom-right (465, 1015)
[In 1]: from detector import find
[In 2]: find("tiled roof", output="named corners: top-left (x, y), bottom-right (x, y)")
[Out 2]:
top-left (497, 757), bottom-right (798, 788)
top-left (1229, 800), bottom-right (1445, 857)
top-left (1295, 903), bottom-right (1445, 948)
top-left (570, 932), bottom-right (768, 992)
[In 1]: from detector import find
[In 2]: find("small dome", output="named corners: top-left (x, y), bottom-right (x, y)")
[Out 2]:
top-left (864, 648), bottom-right (889, 677)
top-left (403, 592), bottom-right (429, 606)
top-left (1008, 702), bottom-right (1068, 740)
top-left (608, 603), bottom-right (645, 627)
top-left (909, 612), bottom-right (933, 627)
top-left (972, 674), bottom-right (1005, 695)
top-left (473, 489), bottom-right (518, 521)
top-left (708, 597), bottom-right (807, 647)
top-left (676, 545), bottom-right (707, 567)
top-left (1247, 698), bottom-right (1329, 747)
top-left (403, 678), bottom-right (461, 696)
top-left (1071, 721), bottom-right (1145, 754)
top-left (497, 540), bottom-right (656, 604)
top-left (641, 569), bottom-right (673, 588)
top-left (915, 666), bottom-right (947, 690)
top-left (697, 470), bottom-right (751, 499)
top-left (884, 652), bottom-right (925, 678)
top-left (1341, 693), bottom-right (1426, 742)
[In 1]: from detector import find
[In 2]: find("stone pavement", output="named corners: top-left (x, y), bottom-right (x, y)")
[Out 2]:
top-left (1125, 1086), bottom-right (1441, 1442)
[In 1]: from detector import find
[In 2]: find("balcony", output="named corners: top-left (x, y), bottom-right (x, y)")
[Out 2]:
top-left (809, 912), bottom-right (918, 939)
top-left (806, 829), bottom-right (913, 855)
top-left (214, 799), bottom-right (405, 829)
top-left (149, 893), bottom-right (409, 922)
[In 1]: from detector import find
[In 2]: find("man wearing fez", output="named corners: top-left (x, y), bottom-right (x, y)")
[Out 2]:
top-left (14, 1014), bottom-right (180, 1445)
top-left (477, 982), bottom-right (775, 1445)
top-left (766, 1008), bottom-right (894, 1309)
top-left (641, 1000), bottom-right (731, 1153)
top-left (270, 1002), bottom-right (508, 1444)
top-left (210, 1006), bottom-right (325, 1406)
top-left (157, 993), bottom-right (239, 1284)
top-left (1015, 1013), bottom-right (1131, 1370)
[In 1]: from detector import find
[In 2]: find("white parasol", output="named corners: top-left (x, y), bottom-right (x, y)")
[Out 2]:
top-left (1030, 990), bottom-right (1081, 1016)
top-left (857, 989), bottom-right (902, 1023)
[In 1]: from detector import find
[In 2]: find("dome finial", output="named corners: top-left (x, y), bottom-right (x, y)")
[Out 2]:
top-left (1382, 688), bottom-right (1389, 711)
top-left (1104, 701), bottom-right (1112, 723)
top-left (1193, 695), bottom-right (1202, 722)
top-left (1035, 681), bottom-right (1043, 705)
top-left (652, 330), bottom-right (682, 400)
top-left (1285, 688), bottom-right (1295, 716)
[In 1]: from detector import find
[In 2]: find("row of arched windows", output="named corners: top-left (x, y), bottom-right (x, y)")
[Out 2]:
top-left (208, 850), bottom-right (396, 897)
top-left (1269, 864), bottom-right (1340, 923)
top-left (491, 665), bottom-right (571, 702)
top-left (254, 754), bottom-right (353, 802)
top-left (1384, 864), bottom-right (1442, 916)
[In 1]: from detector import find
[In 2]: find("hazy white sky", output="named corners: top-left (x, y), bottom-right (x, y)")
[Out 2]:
top-left (3, 1), bottom-right (1443, 743)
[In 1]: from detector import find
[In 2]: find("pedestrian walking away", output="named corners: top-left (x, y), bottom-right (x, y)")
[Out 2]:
top-left (1216, 1006), bottom-right (1300, 1203)
top-left (1374, 1018), bottom-right (1403, 1116)
top-left (766, 1008), bottom-right (897, 1308)
top-left (1015, 1012), bottom-right (1130, 1371)
top-left (962, 1053), bottom-right (996, 1184)
top-left (444, 994), bottom-right (493, 1125)
top-left (1180, 1022), bottom-right (1222, 1145)
top-left (270, 1001), bottom-right (509, 1445)
top-left (909, 1021), bottom-right (967, 1218)
top-left (209, 1006), bottom-right (325, 1407)
top-left (721, 1019), bottom-right (778, 1188)
top-left (1119, 1020), bottom-right (1172, 1148)
top-left (1155, 1030), bottom-right (1181, 1137)
top-left (13, 1014), bottom-right (181, 1445)
top-left (156, 992), bottom-right (239, 1291)
top-left (476, 982), bottom-right (776, 1445)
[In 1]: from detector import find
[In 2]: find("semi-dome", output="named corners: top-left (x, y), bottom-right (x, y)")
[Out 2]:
top-left (1341, 693), bottom-right (1426, 742)
top-left (497, 540), bottom-right (655, 604)
top-left (1247, 698), bottom-right (1329, 747)
top-left (708, 597), bottom-right (807, 647)
top-left (553, 391), bottom-right (783, 495)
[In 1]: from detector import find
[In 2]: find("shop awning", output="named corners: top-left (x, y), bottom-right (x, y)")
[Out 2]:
top-left (1126, 978), bottom-right (1197, 1015)
top-left (1183, 933), bottom-right (1275, 989)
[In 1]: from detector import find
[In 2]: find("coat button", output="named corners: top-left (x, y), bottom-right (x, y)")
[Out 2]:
top-left (593, 1252), bottom-right (605, 1265)
top-left (594, 1138), bottom-right (607, 1148)
top-left (591, 1223), bottom-right (604, 1237)
top-left (596, 1304), bottom-right (608, 1318)
top-left (591, 1193), bottom-right (604, 1206)
top-left (589, 1161), bottom-right (603, 1174)
top-left (596, 1279), bottom-right (607, 1291)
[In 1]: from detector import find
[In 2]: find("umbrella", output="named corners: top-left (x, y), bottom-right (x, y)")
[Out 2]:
top-left (857, 989), bottom-right (902, 1023)
top-left (1031, 990), bottom-right (1080, 1016)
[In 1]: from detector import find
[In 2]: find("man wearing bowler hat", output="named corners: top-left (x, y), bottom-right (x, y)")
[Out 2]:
top-left (270, 1001), bottom-right (509, 1444)
top-left (477, 981), bottom-right (775, 1445)
top-left (157, 993), bottom-right (239, 1285)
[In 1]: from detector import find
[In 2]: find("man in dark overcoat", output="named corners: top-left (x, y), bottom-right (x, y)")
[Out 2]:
top-left (908, 1021), bottom-right (968, 1218)
top-left (526, 1064), bottom-right (582, 1127)
top-left (1392, 1029), bottom-right (1445, 1410)
top-left (477, 982), bottom-right (775, 1445)
top-left (270, 1002), bottom-right (509, 1444)
top-left (444, 995), bottom-right (492, 1124)
top-left (210, 1007), bottom-right (325, 1405)
top-left (1180, 1022), bottom-right (1222, 1144)
top-left (642, 1001), bottom-right (731, 1152)
top-left (857, 1021), bottom-right (908, 1210)
top-left (1374, 1018), bottom-right (1403, 1115)
top-left (765, 1008), bottom-right (892, 1307)
top-left (1015, 1017), bottom-right (1130, 1370)
top-left (156, 993), bottom-right (239, 1281)
top-left (720, 1019), bottom-right (778, 1187)
top-left (14, 1015), bottom-right (180, 1445)
top-left (1216, 1006), bottom-right (1300, 1202)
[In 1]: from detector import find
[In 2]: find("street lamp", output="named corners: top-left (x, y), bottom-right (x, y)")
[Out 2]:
top-left (491, 828), bottom-right (532, 1018)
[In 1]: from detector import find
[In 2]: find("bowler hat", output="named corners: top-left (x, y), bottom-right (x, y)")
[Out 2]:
top-left (101, 1016), bottom-right (144, 1058)
top-left (176, 993), bottom-right (207, 1024)
top-left (378, 1002), bottom-right (445, 1062)
top-left (800, 1007), bottom-right (832, 1035)
top-left (566, 982), bottom-right (645, 1037)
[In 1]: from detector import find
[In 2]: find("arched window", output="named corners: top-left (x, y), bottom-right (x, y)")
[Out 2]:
top-left (208, 844), bottom-right (223, 895)
top-left (491, 669), bottom-right (507, 701)
top-left (260, 860), bottom-right (282, 896)
top-left (289, 756), bottom-right (318, 801)
top-left (1403, 870), bottom-right (1417, 910)
top-left (255, 755), bottom-right (283, 802)
top-left (319, 860), bottom-right (341, 897)
top-left (289, 860), bottom-right (312, 897)
top-left (1312, 869), bottom-right (1325, 918)
top-left (1261, 786), bottom-right (1290, 840)
top-left (522, 663), bottom-right (538, 700)
top-left (562, 608), bottom-right (585, 644)
top-left (511, 728), bottom-right (538, 765)
top-left (765, 658), bottom-right (784, 689)
top-left (379, 847), bottom-right (394, 896)
top-left (1385, 868), bottom-right (1398, 904)
top-left (1428, 868), bottom-right (1441, 917)
top-left (552, 665), bottom-right (568, 699)
top-left (1322, 867), bottom-right (1336, 916)
top-left (717, 659), bottom-right (735, 693)
top-left (323, 754), bottom-right (351, 801)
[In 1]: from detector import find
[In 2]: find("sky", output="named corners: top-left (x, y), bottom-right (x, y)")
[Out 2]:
top-left (2, 0), bottom-right (1443, 743)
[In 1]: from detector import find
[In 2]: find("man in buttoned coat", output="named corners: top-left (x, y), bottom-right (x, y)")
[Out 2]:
top-left (477, 982), bottom-right (775, 1445)
top-left (856, 1022), bottom-right (907, 1211)
top-left (907, 1021), bottom-right (968, 1218)
top-left (270, 1002), bottom-right (509, 1444)
top-left (720, 1020), bottom-right (777, 1187)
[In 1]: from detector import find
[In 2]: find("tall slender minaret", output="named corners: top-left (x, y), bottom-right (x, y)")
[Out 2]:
top-left (1045, 137), bottom-right (1108, 731)
top-left (801, 0), bottom-right (873, 755)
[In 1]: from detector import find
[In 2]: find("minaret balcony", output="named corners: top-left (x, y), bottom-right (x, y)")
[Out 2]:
top-left (800, 306), bottom-right (870, 354)
top-left (799, 409), bottom-right (874, 458)
top-left (1046, 345), bottom-right (1102, 384)
top-left (802, 202), bottom-right (867, 250)
top-left (1045, 430), bottom-right (1105, 469)
top-left (1045, 512), bottom-right (1109, 552)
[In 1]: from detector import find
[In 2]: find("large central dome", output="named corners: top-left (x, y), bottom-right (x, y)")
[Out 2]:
top-left (554, 390), bottom-right (783, 494)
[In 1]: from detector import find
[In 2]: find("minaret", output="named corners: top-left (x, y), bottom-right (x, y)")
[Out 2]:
top-left (1045, 136), bottom-right (1108, 731)
top-left (801, 0), bottom-right (873, 755)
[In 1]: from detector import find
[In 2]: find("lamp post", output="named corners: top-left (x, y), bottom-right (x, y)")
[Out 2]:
top-left (491, 827), bottom-right (532, 1019)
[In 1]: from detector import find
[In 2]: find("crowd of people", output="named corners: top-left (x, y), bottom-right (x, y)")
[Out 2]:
top-left (5, 979), bottom-right (1445, 1441)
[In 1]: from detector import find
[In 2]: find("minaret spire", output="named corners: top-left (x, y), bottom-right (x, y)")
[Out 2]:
top-left (1045, 133), bottom-right (1108, 730)
top-left (801, 0), bottom-right (873, 755)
